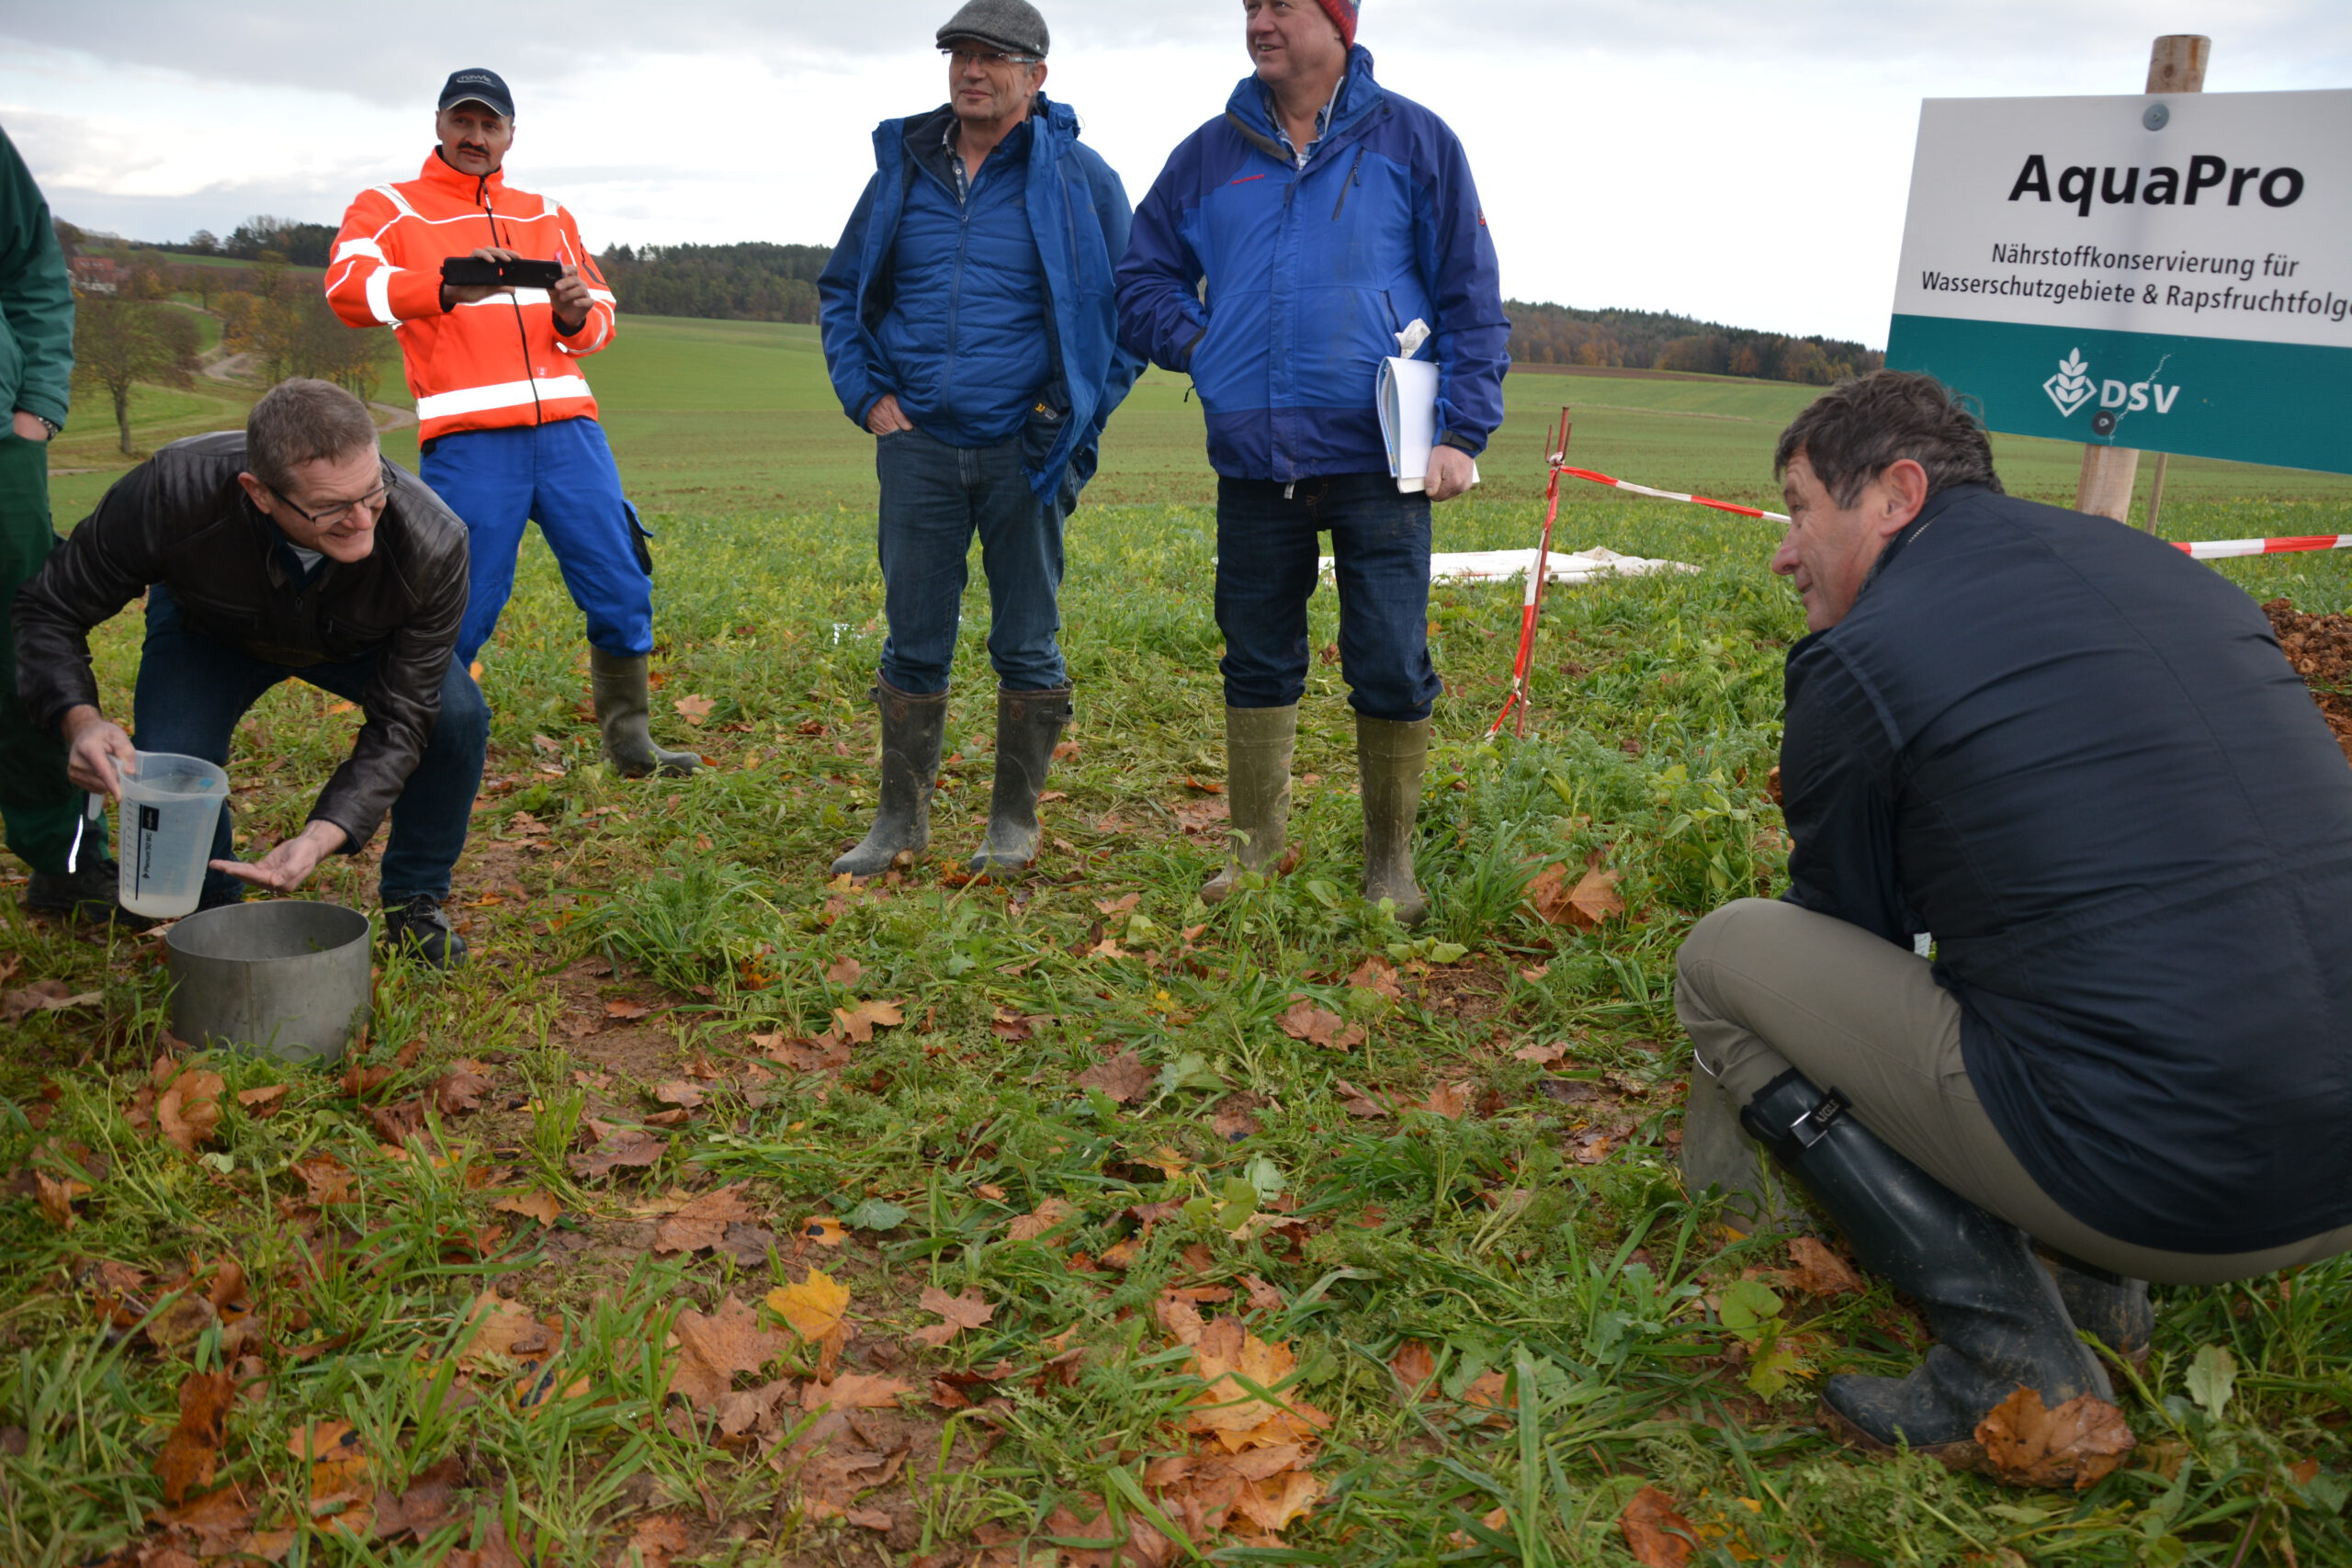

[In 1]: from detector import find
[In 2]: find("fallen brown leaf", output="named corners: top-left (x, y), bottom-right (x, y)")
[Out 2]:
top-left (1388, 1341), bottom-right (1438, 1398)
top-left (910, 1286), bottom-right (995, 1348)
top-left (824, 954), bottom-right (864, 987)
top-left (235, 1084), bottom-right (289, 1115)
top-left (1973, 1387), bottom-right (2136, 1490)
top-left (1416, 1082), bottom-right (1470, 1120)
top-left (570, 1119), bottom-right (664, 1179)
top-left (291, 1151), bottom-right (356, 1206)
top-left (1618, 1484), bottom-right (1696, 1568)
top-left (803, 1371), bottom-right (915, 1411)
top-left (156, 1368), bottom-right (234, 1504)
top-left (768, 1267), bottom-right (852, 1340)
top-left (1777, 1235), bottom-right (1865, 1299)
top-left (832, 997), bottom-right (904, 1044)
top-left (0, 980), bottom-right (102, 1024)
top-left (1074, 1049), bottom-right (1154, 1104)
top-left (157, 1069), bottom-right (227, 1154)
top-left (492, 1190), bottom-right (560, 1227)
top-left (670, 1294), bottom-right (792, 1406)
top-left (647, 1183), bottom-right (755, 1256)
top-left (1007, 1197), bottom-right (1077, 1243)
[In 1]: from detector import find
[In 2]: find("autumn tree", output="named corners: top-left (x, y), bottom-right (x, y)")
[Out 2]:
top-left (72, 294), bottom-right (202, 455)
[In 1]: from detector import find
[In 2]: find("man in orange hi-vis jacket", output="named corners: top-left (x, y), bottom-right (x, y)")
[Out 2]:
top-left (326, 67), bottom-right (696, 776)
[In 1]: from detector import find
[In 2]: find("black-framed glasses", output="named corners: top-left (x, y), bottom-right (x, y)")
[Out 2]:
top-left (941, 46), bottom-right (1041, 68)
top-left (272, 463), bottom-right (393, 526)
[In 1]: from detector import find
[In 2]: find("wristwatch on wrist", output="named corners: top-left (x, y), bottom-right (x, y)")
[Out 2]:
top-left (21, 411), bottom-right (61, 439)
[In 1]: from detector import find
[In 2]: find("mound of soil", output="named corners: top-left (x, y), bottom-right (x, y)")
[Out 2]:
top-left (2264, 598), bottom-right (2352, 765)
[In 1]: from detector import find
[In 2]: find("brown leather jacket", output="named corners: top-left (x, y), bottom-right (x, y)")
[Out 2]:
top-left (14, 431), bottom-right (469, 852)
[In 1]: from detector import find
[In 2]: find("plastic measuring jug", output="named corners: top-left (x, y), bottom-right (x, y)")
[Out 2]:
top-left (118, 751), bottom-right (231, 919)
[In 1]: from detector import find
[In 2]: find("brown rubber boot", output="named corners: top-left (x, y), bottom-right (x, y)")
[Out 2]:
top-left (1202, 704), bottom-right (1297, 904)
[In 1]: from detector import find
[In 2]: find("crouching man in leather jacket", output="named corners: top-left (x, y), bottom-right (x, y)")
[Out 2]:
top-left (13, 378), bottom-right (485, 966)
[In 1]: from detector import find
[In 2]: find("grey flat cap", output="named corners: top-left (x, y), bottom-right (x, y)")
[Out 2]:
top-left (937, 0), bottom-right (1049, 57)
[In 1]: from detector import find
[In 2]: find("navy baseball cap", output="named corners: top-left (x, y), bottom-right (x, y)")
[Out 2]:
top-left (437, 68), bottom-right (514, 118)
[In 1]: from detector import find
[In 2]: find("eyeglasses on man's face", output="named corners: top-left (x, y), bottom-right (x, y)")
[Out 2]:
top-left (273, 464), bottom-right (394, 527)
top-left (941, 46), bottom-right (1041, 69)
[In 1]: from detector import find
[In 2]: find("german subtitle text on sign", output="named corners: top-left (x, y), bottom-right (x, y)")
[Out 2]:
top-left (1884, 89), bottom-right (2352, 476)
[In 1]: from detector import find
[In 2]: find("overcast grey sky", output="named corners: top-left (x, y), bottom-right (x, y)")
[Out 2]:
top-left (7, 2), bottom-right (2347, 348)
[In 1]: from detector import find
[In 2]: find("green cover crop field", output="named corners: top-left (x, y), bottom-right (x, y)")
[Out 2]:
top-left (8, 315), bottom-right (2352, 1565)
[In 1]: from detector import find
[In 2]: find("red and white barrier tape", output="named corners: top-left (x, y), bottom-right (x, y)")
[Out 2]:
top-left (1558, 463), bottom-right (2350, 564)
top-left (1558, 465), bottom-right (1790, 523)
top-left (2175, 535), bottom-right (2352, 560)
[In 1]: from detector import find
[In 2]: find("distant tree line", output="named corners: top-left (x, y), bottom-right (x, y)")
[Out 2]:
top-left (597, 243), bottom-right (831, 324)
top-left (96, 215), bottom-right (340, 268)
top-left (1507, 299), bottom-right (1883, 385)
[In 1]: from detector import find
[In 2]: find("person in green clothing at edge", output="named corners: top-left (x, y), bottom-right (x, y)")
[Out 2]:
top-left (0, 125), bottom-right (118, 925)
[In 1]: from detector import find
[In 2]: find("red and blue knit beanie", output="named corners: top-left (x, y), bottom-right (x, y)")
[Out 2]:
top-left (1317, 0), bottom-right (1359, 46)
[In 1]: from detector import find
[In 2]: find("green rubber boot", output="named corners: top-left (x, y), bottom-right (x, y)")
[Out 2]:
top-left (1357, 714), bottom-right (1430, 927)
top-left (1202, 704), bottom-right (1297, 904)
top-left (969, 686), bottom-right (1072, 873)
top-left (590, 650), bottom-right (701, 778)
top-left (832, 680), bottom-right (948, 877)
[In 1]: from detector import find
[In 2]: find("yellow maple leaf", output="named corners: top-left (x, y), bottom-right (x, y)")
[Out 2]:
top-left (767, 1267), bottom-right (851, 1340)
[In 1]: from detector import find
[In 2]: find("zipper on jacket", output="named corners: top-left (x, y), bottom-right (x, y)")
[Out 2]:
top-left (1330, 147), bottom-right (1364, 220)
top-left (481, 175), bottom-right (546, 427)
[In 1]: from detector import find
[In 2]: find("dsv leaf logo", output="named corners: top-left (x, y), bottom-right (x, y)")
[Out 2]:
top-left (2043, 350), bottom-right (2096, 418)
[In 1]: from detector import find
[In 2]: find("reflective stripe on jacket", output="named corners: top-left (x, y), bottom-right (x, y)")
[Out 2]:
top-left (819, 96), bottom-right (1143, 505)
top-left (1115, 46), bottom-right (1510, 482)
top-left (324, 153), bottom-right (616, 443)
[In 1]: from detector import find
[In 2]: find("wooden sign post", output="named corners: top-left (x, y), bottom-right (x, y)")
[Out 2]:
top-left (2075, 34), bottom-right (2210, 523)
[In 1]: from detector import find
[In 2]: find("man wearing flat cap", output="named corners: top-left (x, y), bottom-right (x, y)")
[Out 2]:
top-left (818, 0), bottom-right (1141, 877)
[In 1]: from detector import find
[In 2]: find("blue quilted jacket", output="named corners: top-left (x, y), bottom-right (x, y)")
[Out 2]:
top-left (1115, 48), bottom-right (1510, 481)
top-left (819, 96), bottom-right (1141, 504)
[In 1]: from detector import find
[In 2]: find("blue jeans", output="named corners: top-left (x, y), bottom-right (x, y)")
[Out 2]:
top-left (421, 417), bottom-right (656, 665)
top-left (132, 583), bottom-right (490, 908)
top-left (874, 426), bottom-right (1067, 694)
top-left (1215, 473), bottom-right (1442, 721)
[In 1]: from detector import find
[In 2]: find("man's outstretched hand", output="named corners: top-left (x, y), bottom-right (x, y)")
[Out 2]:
top-left (211, 819), bottom-right (348, 895)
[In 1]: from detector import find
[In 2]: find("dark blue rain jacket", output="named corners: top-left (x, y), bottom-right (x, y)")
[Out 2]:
top-left (1114, 46), bottom-right (1509, 482)
top-left (819, 96), bottom-right (1141, 504)
top-left (1780, 483), bottom-right (2352, 1253)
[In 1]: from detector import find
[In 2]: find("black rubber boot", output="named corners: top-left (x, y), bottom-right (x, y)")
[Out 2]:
top-left (589, 650), bottom-right (701, 778)
top-left (1202, 704), bottom-right (1296, 905)
top-left (25, 855), bottom-right (152, 930)
top-left (1356, 714), bottom-right (1430, 927)
top-left (1740, 1068), bottom-right (2112, 1465)
top-left (969, 686), bottom-right (1071, 873)
top-left (383, 894), bottom-right (468, 970)
top-left (832, 681), bottom-right (948, 878)
top-left (2039, 1249), bottom-right (2153, 1371)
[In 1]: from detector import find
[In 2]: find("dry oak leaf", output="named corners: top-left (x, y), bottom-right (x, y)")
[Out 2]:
top-left (570, 1119), bottom-right (664, 1179)
top-left (604, 997), bottom-right (652, 1021)
top-left (623, 1514), bottom-right (694, 1567)
top-left (35, 1172), bottom-right (89, 1228)
top-left (1074, 1049), bottom-right (1154, 1104)
top-left (1346, 956), bottom-right (1405, 1000)
top-left (156, 1368), bottom-right (235, 1505)
top-left (1527, 863), bottom-right (1626, 930)
top-left (492, 1190), bottom-right (561, 1227)
top-left (1007, 1196), bottom-right (1078, 1243)
top-left (1973, 1386), bottom-right (2136, 1490)
top-left (768, 1266), bottom-right (852, 1340)
top-left (1, 979), bottom-right (102, 1023)
top-left (910, 1286), bottom-right (996, 1348)
top-left (672, 694), bottom-right (716, 725)
top-left (824, 953), bottom-right (864, 987)
top-left (292, 1152), bottom-right (357, 1206)
top-left (644, 1183), bottom-right (756, 1256)
top-left (1241, 1274), bottom-right (1286, 1314)
top-left (372, 1458), bottom-right (462, 1541)
top-left (670, 1294), bottom-right (792, 1406)
top-left (1275, 998), bottom-right (1364, 1051)
top-left (157, 1068), bottom-right (227, 1154)
top-left (1389, 1341), bottom-right (1439, 1398)
top-left (1416, 1081), bottom-right (1471, 1120)
top-left (433, 1066), bottom-right (492, 1115)
top-left (235, 1084), bottom-right (289, 1115)
top-left (457, 1290), bottom-right (559, 1370)
top-left (1511, 1041), bottom-right (1569, 1066)
top-left (1618, 1483), bottom-right (1697, 1568)
top-left (1777, 1235), bottom-right (1865, 1299)
top-left (832, 997), bottom-right (904, 1044)
top-left (802, 1371), bottom-right (916, 1412)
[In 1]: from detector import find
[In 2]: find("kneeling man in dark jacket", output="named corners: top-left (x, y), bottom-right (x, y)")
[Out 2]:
top-left (14, 378), bottom-right (485, 965)
top-left (1677, 370), bottom-right (2352, 1471)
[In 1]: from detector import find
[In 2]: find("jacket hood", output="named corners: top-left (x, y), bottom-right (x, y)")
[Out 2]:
top-left (417, 150), bottom-right (508, 197)
top-left (1223, 44), bottom-right (1381, 150)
